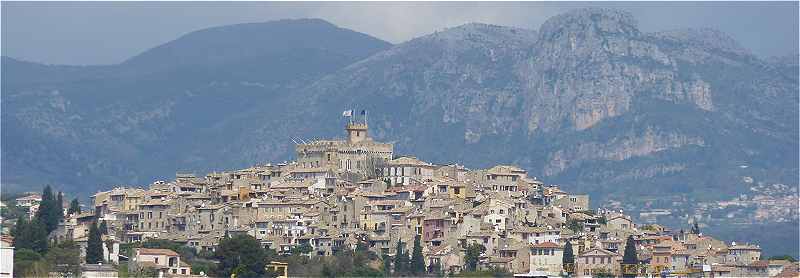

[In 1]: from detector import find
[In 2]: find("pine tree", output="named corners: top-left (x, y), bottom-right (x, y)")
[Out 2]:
top-left (56, 191), bottom-right (65, 222)
top-left (393, 239), bottom-right (405, 275)
top-left (410, 235), bottom-right (425, 275)
top-left (562, 240), bottom-right (574, 274)
top-left (622, 235), bottom-right (638, 278)
top-left (68, 198), bottom-right (81, 216)
top-left (99, 220), bottom-right (108, 235)
top-left (86, 221), bottom-right (103, 264)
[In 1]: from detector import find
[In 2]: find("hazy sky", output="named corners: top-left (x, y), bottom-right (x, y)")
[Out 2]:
top-left (2, 1), bottom-right (797, 65)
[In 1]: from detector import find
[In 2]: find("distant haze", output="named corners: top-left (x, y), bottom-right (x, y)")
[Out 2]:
top-left (2, 1), bottom-right (798, 65)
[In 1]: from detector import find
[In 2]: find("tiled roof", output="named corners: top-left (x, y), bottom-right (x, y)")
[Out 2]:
top-left (137, 248), bottom-right (179, 256)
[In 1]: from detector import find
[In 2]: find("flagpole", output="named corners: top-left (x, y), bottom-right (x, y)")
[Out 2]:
top-left (365, 110), bottom-right (368, 126)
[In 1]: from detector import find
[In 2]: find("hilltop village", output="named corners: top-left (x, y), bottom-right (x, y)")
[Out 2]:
top-left (5, 119), bottom-right (798, 278)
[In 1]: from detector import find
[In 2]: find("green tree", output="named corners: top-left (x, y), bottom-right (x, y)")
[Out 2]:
top-left (464, 242), bottom-right (486, 272)
top-left (68, 198), bottom-right (81, 216)
top-left (428, 261), bottom-right (443, 276)
top-left (14, 248), bottom-right (49, 277)
top-left (56, 191), bottom-right (64, 222)
top-left (563, 240), bottom-right (574, 274)
top-left (382, 254), bottom-right (392, 276)
top-left (1, 201), bottom-right (27, 220)
top-left (410, 235), bottom-right (425, 275)
top-left (767, 255), bottom-right (797, 262)
top-left (46, 240), bottom-right (82, 277)
top-left (622, 235), bottom-right (638, 278)
top-left (86, 221), bottom-right (104, 264)
top-left (566, 219), bottom-right (583, 233)
top-left (99, 220), bottom-right (108, 235)
top-left (591, 267), bottom-right (615, 278)
top-left (215, 234), bottom-right (266, 278)
top-left (691, 222), bottom-right (701, 234)
top-left (12, 217), bottom-right (49, 254)
top-left (393, 239), bottom-right (406, 275)
top-left (37, 185), bottom-right (60, 233)
top-left (291, 242), bottom-right (313, 255)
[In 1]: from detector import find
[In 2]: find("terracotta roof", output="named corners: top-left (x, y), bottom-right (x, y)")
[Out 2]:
top-left (775, 263), bottom-right (799, 278)
top-left (137, 248), bottom-right (179, 256)
top-left (750, 260), bottom-right (769, 268)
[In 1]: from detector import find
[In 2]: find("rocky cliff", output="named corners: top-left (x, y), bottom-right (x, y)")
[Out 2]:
top-left (3, 9), bottom-right (797, 210)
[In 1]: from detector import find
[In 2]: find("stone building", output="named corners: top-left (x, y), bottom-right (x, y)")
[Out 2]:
top-left (295, 123), bottom-right (393, 177)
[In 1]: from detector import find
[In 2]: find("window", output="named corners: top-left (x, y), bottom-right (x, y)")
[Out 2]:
top-left (155, 258), bottom-right (159, 264)
top-left (181, 269), bottom-right (186, 275)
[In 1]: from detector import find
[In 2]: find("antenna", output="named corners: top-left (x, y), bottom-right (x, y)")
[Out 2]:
top-left (290, 137), bottom-right (299, 144)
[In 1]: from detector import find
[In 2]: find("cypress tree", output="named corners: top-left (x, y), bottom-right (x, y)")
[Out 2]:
top-left (410, 235), bottom-right (425, 275)
top-left (31, 219), bottom-right (49, 254)
top-left (382, 254), bottom-right (392, 276)
top-left (99, 220), bottom-right (108, 235)
top-left (562, 240), bottom-right (574, 274)
top-left (36, 186), bottom-right (55, 233)
top-left (56, 191), bottom-right (64, 221)
top-left (86, 221), bottom-right (103, 264)
top-left (393, 239), bottom-right (405, 275)
top-left (622, 235), bottom-right (638, 278)
top-left (68, 198), bottom-right (81, 216)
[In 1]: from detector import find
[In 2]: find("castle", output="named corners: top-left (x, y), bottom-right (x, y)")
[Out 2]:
top-left (294, 122), bottom-right (393, 178)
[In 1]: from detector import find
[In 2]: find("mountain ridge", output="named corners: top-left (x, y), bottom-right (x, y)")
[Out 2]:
top-left (2, 11), bottom-right (797, 257)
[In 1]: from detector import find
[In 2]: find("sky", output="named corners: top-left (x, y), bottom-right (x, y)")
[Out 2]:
top-left (2, 1), bottom-right (797, 65)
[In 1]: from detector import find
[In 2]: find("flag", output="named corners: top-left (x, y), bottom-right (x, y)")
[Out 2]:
top-left (360, 109), bottom-right (366, 115)
top-left (342, 110), bottom-right (353, 117)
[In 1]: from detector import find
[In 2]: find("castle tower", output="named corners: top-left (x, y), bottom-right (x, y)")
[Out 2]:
top-left (346, 123), bottom-right (369, 144)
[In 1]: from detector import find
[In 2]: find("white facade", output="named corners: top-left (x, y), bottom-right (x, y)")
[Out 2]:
top-left (0, 239), bottom-right (13, 278)
top-left (528, 229), bottom-right (560, 245)
top-left (528, 242), bottom-right (563, 277)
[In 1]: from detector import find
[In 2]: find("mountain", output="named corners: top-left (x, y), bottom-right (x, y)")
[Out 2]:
top-left (227, 9), bottom-right (797, 203)
top-left (3, 10), bottom-right (797, 254)
top-left (1, 18), bottom-right (392, 193)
